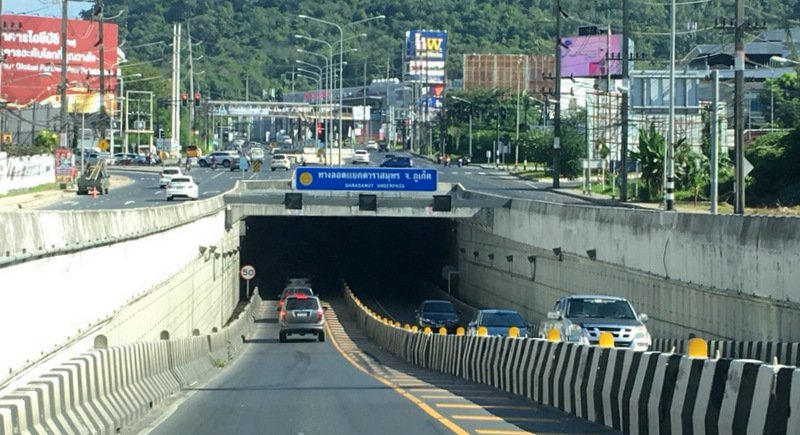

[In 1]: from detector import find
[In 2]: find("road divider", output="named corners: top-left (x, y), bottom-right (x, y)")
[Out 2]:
top-left (344, 284), bottom-right (800, 435)
top-left (0, 293), bottom-right (262, 435)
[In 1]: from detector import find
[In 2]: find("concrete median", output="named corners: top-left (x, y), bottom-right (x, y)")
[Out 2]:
top-left (344, 284), bottom-right (800, 435)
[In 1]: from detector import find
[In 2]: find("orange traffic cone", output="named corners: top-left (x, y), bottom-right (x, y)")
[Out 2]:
top-left (91, 187), bottom-right (98, 198)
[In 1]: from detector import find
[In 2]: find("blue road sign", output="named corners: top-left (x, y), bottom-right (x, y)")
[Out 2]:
top-left (294, 167), bottom-right (438, 191)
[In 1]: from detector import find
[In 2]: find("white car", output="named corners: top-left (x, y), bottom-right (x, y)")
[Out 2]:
top-left (166, 176), bottom-right (199, 201)
top-left (271, 154), bottom-right (291, 171)
top-left (159, 167), bottom-right (183, 188)
top-left (249, 147), bottom-right (265, 162)
top-left (365, 140), bottom-right (378, 151)
top-left (352, 149), bottom-right (370, 164)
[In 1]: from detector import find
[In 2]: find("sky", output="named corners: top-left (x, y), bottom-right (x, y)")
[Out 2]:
top-left (3, 0), bottom-right (93, 18)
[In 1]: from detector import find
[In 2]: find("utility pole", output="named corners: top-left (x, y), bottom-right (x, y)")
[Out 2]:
top-left (170, 23), bottom-right (181, 150)
top-left (734, 0), bottom-right (745, 214)
top-left (666, 0), bottom-right (676, 211)
top-left (59, 0), bottom-right (69, 148)
top-left (187, 21), bottom-right (195, 145)
top-left (710, 70), bottom-right (719, 215)
top-left (553, 0), bottom-right (564, 188)
top-left (620, 0), bottom-right (630, 201)
top-left (96, 0), bottom-right (106, 138)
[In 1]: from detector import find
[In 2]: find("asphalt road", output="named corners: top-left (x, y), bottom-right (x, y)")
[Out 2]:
top-left (41, 151), bottom-right (588, 210)
top-left (133, 298), bottom-right (615, 435)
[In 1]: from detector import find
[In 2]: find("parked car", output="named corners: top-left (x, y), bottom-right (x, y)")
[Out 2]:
top-left (197, 151), bottom-right (237, 168)
top-left (279, 294), bottom-right (326, 342)
top-left (415, 300), bottom-right (460, 332)
top-left (165, 176), bottom-right (199, 201)
top-left (352, 149), bottom-right (370, 164)
top-left (113, 153), bottom-right (137, 165)
top-left (365, 140), bottom-right (378, 151)
top-left (467, 309), bottom-right (530, 337)
top-left (159, 167), bottom-right (183, 188)
top-left (539, 295), bottom-right (652, 351)
top-left (230, 154), bottom-right (251, 171)
top-left (380, 156), bottom-right (413, 168)
top-left (271, 154), bottom-right (291, 171)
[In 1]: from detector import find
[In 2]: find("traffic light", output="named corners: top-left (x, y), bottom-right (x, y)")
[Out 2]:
top-left (194, 92), bottom-right (201, 107)
top-left (158, 128), bottom-right (165, 139)
top-left (181, 93), bottom-right (188, 107)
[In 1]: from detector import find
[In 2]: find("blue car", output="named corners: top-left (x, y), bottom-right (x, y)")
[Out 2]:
top-left (379, 156), bottom-right (413, 168)
top-left (467, 309), bottom-right (530, 337)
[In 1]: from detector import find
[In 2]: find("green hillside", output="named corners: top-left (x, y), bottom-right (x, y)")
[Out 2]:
top-left (99, 0), bottom-right (800, 100)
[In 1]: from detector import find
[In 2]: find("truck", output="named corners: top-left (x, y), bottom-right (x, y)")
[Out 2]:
top-left (539, 295), bottom-right (652, 351)
top-left (76, 160), bottom-right (110, 195)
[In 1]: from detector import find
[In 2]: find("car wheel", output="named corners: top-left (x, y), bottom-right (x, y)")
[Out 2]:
top-left (167, 196), bottom-right (173, 201)
top-left (318, 331), bottom-right (325, 342)
top-left (104, 188), bottom-right (109, 195)
top-left (199, 161), bottom-right (207, 168)
top-left (223, 160), bottom-right (231, 168)
top-left (279, 332), bottom-right (286, 343)
top-left (271, 168), bottom-right (275, 171)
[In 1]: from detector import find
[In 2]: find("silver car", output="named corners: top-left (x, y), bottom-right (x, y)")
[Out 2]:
top-left (279, 295), bottom-right (325, 342)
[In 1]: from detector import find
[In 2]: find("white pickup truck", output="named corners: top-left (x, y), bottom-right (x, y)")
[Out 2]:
top-left (539, 295), bottom-right (652, 351)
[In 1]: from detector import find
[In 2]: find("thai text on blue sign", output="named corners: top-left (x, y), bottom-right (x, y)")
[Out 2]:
top-left (294, 167), bottom-right (438, 192)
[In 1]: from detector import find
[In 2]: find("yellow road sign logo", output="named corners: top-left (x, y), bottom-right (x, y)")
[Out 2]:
top-left (298, 171), bottom-right (313, 186)
top-left (98, 139), bottom-right (109, 151)
top-left (2, 132), bottom-right (12, 144)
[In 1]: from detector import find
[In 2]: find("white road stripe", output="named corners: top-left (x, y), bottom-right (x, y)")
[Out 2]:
top-left (124, 200), bottom-right (135, 205)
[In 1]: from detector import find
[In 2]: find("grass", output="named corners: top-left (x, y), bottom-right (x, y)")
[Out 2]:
top-left (0, 183), bottom-right (61, 198)
top-left (214, 358), bottom-right (227, 368)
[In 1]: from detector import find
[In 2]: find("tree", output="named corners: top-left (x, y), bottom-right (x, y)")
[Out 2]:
top-left (33, 130), bottom-right (58, 155)
top-left (746, 130), bottom-right (800, 205)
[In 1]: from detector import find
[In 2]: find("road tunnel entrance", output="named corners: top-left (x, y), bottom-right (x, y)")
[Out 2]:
top-left (240, 217), bottom-right (458, 306)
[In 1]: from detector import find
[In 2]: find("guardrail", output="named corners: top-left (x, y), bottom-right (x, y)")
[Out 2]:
top-left (343, 285), bottom-right (800, 434)
top-left (0, 293), bottom-right (262, 435)
top-left (652, 338), bottom-right (800, 367)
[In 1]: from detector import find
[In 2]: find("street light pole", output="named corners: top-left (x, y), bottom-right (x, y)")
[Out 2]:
top-left (298, 14), bottom-right (385, 166)
top-left (59, 0), bottom-right (69, 148)
top-left (451, 96), bottom-right (472, 160)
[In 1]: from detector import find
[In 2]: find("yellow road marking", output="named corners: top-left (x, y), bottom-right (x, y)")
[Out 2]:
top-left (475, 430), bottom-right (535, 435)
top-left (436, 404), bottom-right (532, 410)
top-left (324, 321), bottom-right (470, 435)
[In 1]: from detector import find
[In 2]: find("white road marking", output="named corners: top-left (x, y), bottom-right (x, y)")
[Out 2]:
top-left (525, 182), bottom-right (539, 189)
top-left (205, 190), bottom-right (220, 195)
top-left (464, 172), bottom-right (473, 175)
top-left (153, 191), bottom-right (162, 195)
top-left (124, 200), bottom-right (135, 205)
top-left (61, 200), bottom-right (79, 206)
top-left (478, 172), bottom-right (487, 175)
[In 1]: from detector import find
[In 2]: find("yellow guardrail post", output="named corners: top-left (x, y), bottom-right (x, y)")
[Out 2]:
top-left (455, 327), bottom-right (465, 336)
top-left (687, 337), bottom-right (708, 359)
top-left (477, 326), bottom-right (488, 336)
top-left (598, 331), bottom-right (614, 348)
top-left (438, 327), bottom-right (447, 335)
top-left (423, 326), bottom-right (432, 334)
top-left (411, 325), bottom-right (419, 333)
top-left (547, 328), bottom-right (562, 342)
top-left (508, 326), bottom-right (520, 338)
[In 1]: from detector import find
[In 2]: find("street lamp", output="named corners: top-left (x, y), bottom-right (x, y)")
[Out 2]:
top-left (451, 96), bottom-right (472, 159)
top-left (298, 14), bottom-right (385, 164)
top-left (297, 46), bottom-right (333, 164)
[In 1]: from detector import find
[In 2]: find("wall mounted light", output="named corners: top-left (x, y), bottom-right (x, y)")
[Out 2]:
top-left (359, 194), bottom-right (377, 211)
top-left (527, 255), bottom-right (536, 263)
top-left (208, 245), bottom-right (217, 253)
top-left (473, 251), bottom-right (479, 259)
top-left (552, 247), bottom-right (563, 262)
top-left (285, 193), bottom-right (303, 210)
top-left (459, 247), bottom-right (466, 254)
top-left (506, 255), bottom-right (514, 262)
top-left (487, 253), bottom-right (495, 261)
top-left (432, 195), bottom-right (452, 212)
top-left (198, 246), bottom-right (208, 255)
top-left (586, 249), bottom-right (597, 261)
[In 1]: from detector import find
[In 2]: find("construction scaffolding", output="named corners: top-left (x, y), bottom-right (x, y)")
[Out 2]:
top-left (462, 54), bottom-right (555, 96)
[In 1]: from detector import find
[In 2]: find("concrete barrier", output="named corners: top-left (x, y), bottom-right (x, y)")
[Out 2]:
top-left (345, 285), bottom-right (800, 434)
top-left (0, 293), bottom-right (261, 435)
top-left (652, 338), bottom-right (800, 366)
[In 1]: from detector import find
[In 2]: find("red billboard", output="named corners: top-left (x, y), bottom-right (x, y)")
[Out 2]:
top-left (560, 34), bottom-right (623, 78)
top-left (0, 14), bottom-right (118, 112)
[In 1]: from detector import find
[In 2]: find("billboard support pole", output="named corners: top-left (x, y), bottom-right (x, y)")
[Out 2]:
top-left (97, 0), bottom-right (106, 139)
top-left (620, 0), bottom-right (630, 202)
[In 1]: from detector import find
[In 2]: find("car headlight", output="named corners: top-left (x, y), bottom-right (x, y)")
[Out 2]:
top-left (566, 324), bottom-right (586, 342)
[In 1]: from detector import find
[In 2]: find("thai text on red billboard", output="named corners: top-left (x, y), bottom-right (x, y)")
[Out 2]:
top-left (0, 14), bottom-right (118, 111)
top-left (560, 34), bottom-right (622, 78)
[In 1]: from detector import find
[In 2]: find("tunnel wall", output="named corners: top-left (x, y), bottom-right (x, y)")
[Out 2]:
top-left (456, 203), bottom-right (800, 342)
top-left (0, 210), bottom-right (240, 387)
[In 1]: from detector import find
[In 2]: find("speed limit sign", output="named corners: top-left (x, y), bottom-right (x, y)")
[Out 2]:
top-left (240, 265), bottom-right (256, 280)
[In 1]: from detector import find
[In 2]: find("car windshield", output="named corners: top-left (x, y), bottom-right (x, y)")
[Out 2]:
top-left (565, 298), bottom-right (636, 319)
top-left (481, 312), bottom-right (525, 327)
top-left (274, 155), bottom-right (286, 160)
top-left (282, 287), bottom-right (313, 298)
top-left (423, 301), bottom-right (455, 314)
top-left (163, 169), bottom-right (180, 175)
top-left (285, 298), bottom-right (318, 310)
top-left (171, 177), bottom-right (191, 183)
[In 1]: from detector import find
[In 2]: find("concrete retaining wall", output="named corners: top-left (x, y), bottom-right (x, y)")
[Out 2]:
top-left (345, 287), bottom-right (800, 435)
top-left (456, 209), bottom-right (800, 342)
top-left (0, 294), bottom-right (260, 435)
top-left (0, 210), bottom-right (238, 387)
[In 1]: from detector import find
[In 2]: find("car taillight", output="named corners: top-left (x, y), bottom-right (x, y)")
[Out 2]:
top-left (316, 310), bottom-right (323, 322)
